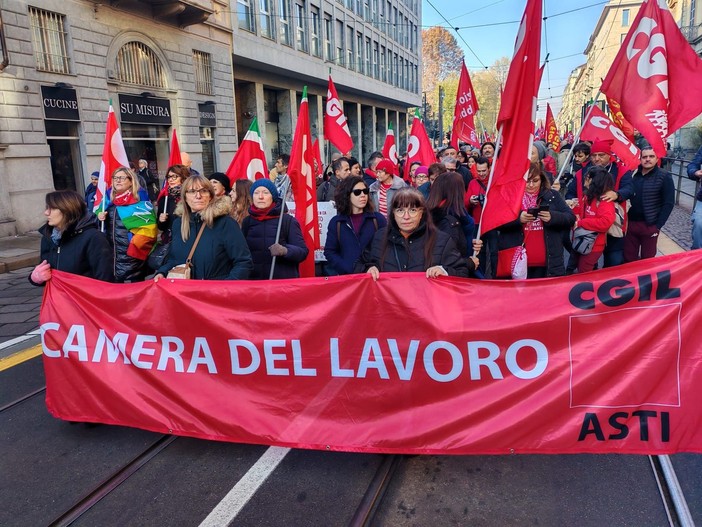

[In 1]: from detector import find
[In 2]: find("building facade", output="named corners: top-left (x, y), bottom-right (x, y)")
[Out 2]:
top-left (231, 0), bottom-right (422, 165)
top-left (0, 0), bottom-right (238, 236)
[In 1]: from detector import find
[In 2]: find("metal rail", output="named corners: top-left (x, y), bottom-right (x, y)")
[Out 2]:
top-left (0, 386), bottom-right (46, 413)
top-left (348, 454), bottom-right (403, 527)
top-left (650, 455), bottom-right (696, 527)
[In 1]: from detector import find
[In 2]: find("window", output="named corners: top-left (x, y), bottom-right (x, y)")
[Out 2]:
top-left (380, 45), bottom-right (386, 82)
top-left (621, 9), bottom-right (630, 27)
top-left (28, 7), bottom-right (70, 73)
top-left (365, 37), bottom-right (371, 77)
top-left (311, 7), bottom-right (321, 57)
top-left (397, 11), bottom-right (403, 45)
top-left (393, 7), bottom-right (398, 41)
top-left (237, 0), bottom-right (256, 32)
top-left (336, 19), bottom-right (344, 66)
top-left (620, 33), bottom-right (627, 44)
top-left (393, 52), bottom-right (398, 86)
top-left (364, 0), bottom-right (371, 21)
top-left (260, 0), bottom-right (274, 39)
top-left (279, 0), bottom-right (292, 46)
top-left (295, 1), bottom-right (308, 52)
top-left (115, 42), bottom-right (167, 88)
top-left (347, 0), bottom-right (354, 11)
top-left (356, 32), bottom-right (363, 73)
top-left (373, 41), bottom-right (379, 79)
top-left (347, 25), bottom-right (354, 69)
top-left (372, 0), bottom-right (379, 27)
top-left (386, 2), bottom-right (391, 35)
top-left (324, 13), bottom-right (333, 61)
top-left (193, 50), bottom-right (213, 95)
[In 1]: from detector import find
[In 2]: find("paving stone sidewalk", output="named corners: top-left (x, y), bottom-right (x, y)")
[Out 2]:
top-left (0, 267), bottom-right (43, 341)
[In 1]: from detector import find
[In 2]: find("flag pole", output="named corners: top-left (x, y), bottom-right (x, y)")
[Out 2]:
top-left (474, 124), bottom-right (504, 247)
top-left (554, 89), bottom-right (601, 184)
top-left (269, 178), bottom-right (292, 280)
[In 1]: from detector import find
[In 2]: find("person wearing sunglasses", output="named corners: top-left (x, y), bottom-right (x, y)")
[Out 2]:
top-left (155, 175), bottom-right (252, 280)
top-left (323, 176), bottom-right (387, 275)
top-left (364, 187), bottom-right (468, 281)
top-left (97, 166), bottom-right (157, 282)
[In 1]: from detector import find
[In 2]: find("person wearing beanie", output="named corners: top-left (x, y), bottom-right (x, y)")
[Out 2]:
top-left (242, 177), bottom-right (309, 279)
top-left (412, 165), bottom-right (429, 188)
top-left (209, 172), bottom-right (232, 197)
top-left (369, 159), bottom-right (407, 217)
top-left (85, 171), bottom-right (100, 212)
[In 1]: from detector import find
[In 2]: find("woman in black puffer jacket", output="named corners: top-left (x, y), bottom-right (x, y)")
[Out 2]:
top-left (29, 190), bottom-right (114, 286)
top-left (365, 187), bottom-right (469, 280)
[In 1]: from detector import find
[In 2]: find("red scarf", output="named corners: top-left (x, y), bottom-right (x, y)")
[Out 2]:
top-left (249, 203), bottom-right (278, 222)
top-left (112, 190), bottom-right (138, 206)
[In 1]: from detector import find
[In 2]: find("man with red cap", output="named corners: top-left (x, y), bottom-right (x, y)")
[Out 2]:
top-left (565, 139), bottom-right (633, 268)
top-left (369, 159), bottom-right (407, 217)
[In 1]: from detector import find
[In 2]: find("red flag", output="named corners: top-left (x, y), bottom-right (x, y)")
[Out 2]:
top-left (225, 117), bottom-right (268, 183)
top-left (545, 104), bottom-right (561, 152)
top-left (606, 97), bottom-right (635, 142)
top-left (311, 138), bottom-right (324, 178)
top-left (324, 76), bottom-right (354, 154)
top-left (581, 105), bottom-right (641, 171)
top-left (406, 110), bottom-right (435, 167)
top-left (167, 129), bottom-right (182, 169)
top-left (480, 0), bottom-right (542, 235)
top-left (450, 61), bottom-right (481, 150)
top-left (381, 123), bottom-right (398, 165)
top-left (289, 87), bottom-right (319, 278)
top-left (94, 102), bottom-right (130, 213)
top-left (601, 0), bottom-right (702, 158)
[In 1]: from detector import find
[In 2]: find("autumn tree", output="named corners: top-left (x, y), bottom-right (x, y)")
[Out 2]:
top-left (471, 57), bottom-right (510, 137)
top-left (422, 26), bottom-right (463, 136)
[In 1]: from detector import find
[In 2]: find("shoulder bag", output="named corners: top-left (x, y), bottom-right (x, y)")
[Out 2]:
top-left (166, 223), bottom-right (207, 279)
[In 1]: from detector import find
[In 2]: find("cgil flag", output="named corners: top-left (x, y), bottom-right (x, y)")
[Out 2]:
top-left (406, 109), bottom-right (436, 167)
top-left (480, 0), bottom-right (542, 235)
top-left (601, 0), bottom-right (702, 158)
top-left (158, 128), bottom-right (183, 201)
top-left (225, 117), bottom-right (268, 183)
top-left (450, 61), bottom-right (481, 150)
top-left (311, 138), bottom-right (324, 178)
top-left (545, 103), bottom-right (561, 152)
top-left (94, 102), bottom-right (130, 214)
top-left (381, 123), bottom-right (398, 165)
top-left (580, 105), bottom-right (641, 171)
top-left (288, 86), bottom-right (319, 278)
top-left (324, 76), bottom-right (354, 154)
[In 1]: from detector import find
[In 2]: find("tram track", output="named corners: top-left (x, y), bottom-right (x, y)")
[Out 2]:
top-left (0, 385), bottom-right (46, 413)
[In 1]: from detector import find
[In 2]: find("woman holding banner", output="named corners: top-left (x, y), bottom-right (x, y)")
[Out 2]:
top-left (365, 187), bottom-right (468, 280)
top-left (324, 176), bottom-right (387, 275)
top-left (496, 163), bottom-right (575, 279)
top-left (242, 179), bottom-right (308, 279)
top-left (97, 166), bottom-right (157, 283)
top-left (154, 175), bottom-right (252, 280)
top-left (29, 190), bottom-right (114, 286)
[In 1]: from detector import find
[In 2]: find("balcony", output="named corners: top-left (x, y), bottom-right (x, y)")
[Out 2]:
top-left (109, 0), bottom-right (214, 28)
top-left (680, 24), bottom-right (702, 44)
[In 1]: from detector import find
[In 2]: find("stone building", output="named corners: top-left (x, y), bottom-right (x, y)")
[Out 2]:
top-left (0, 0), bottom-right (421, 236)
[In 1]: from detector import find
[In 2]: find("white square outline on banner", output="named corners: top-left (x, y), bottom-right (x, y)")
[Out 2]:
top-left (568, 303), bottom-right (682, 409)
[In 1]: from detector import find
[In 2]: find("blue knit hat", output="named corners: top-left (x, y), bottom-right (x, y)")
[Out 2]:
top-left (250, 178), bottom-right (279, 199)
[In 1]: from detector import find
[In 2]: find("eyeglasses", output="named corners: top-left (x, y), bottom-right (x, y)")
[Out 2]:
top-left (167, 174), bottom-right (180, 180)
top-left (351, 188), bottom-right (370, 196)
top-left (113, 175), bottom-right (132, 182)
top-left (393, 207), bottom-right (422, 217)
top-left (414, 174), bottom-right (428, 180)
top-left (526, 178), bottom-right (541, 186)
top-left (185, 188), bottom-right (208, 196)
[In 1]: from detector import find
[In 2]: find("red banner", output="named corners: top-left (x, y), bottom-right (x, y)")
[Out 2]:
top-left (581, 105), bottom-right (641, 171)
top-left (41, 253), bottom-right (702, 455)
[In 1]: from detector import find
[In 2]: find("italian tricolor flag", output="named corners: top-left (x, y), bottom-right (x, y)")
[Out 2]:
top-left (226, 117), bottom-right (268, 183)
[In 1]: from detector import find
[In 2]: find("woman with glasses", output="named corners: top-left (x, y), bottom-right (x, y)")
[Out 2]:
top-left (242, 179), bottom-right (308, 279)
top-left (97, 166), bottom-right (157, 282)
top-left (365, 187), bottom-right (468, 280)
top-left (496, 162), bottom-right (575, 279)
top-left (323, 176), bottom-right (387, 275)
top-left (30, 189), bottom-right (114, 286)
top-left (154, 175), bottom-right (252, 280)
top-left (157, 165), bottom-right (190, 244)
top-left (411, 165), bottom-right (428, 188)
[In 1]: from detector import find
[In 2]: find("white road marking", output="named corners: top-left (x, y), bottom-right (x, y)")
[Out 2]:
top-left (199, 446), bottom-right (291, 526)
top-left (0, 328), bottom-right (40, 351)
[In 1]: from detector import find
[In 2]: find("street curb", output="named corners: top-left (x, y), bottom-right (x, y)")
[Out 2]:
top-left (0, 253), bottom-right (40, 274)
top-left (657, 232), bottom-right (684, 256)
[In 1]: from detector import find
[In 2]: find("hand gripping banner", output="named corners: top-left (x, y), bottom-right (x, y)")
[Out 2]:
top-left (40, 252), bottom-right (702, 455)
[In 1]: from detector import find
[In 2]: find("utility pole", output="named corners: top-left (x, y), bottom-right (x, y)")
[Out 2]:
top-left (438, 85), bottom-right (444, 146)
top-left (422, 92), bottom-right (427, 123)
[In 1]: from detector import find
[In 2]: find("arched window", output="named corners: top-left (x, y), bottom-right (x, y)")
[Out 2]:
top-left (115, 41), bottom-right (166, 88)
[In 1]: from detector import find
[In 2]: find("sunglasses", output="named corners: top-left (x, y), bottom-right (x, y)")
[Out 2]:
top-left (351, 188), bottom-right (370, 196)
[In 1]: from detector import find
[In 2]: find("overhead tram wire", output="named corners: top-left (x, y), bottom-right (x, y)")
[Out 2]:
top-left (425, 0), bottom-right (489, 70)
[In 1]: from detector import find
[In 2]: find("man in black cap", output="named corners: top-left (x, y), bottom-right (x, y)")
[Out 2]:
top-left (209, 172), bottom-right (232, 198)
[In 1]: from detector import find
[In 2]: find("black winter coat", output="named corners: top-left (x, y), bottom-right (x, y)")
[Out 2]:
top-left (324, 212), bottom-right (386, 274)
top-left (31, 212), bottom-right (114, 285)
top-left (497, 189), bottom-right (575, 277)
top-left (242, 202), bottom-right (309, 279)
top-left (366, 221), bottom-right (469, 277)
top-left (156, 193), bottom-right (180, 243)
top-left (157, 197), bottom-right (252, 280)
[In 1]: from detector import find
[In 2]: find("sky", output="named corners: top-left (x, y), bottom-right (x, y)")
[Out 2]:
top-left (420, 0), bottom-right (606, 122)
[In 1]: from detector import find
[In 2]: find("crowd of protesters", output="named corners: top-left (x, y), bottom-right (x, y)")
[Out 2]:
top-left (30, 136), bottom-right (676, 286)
